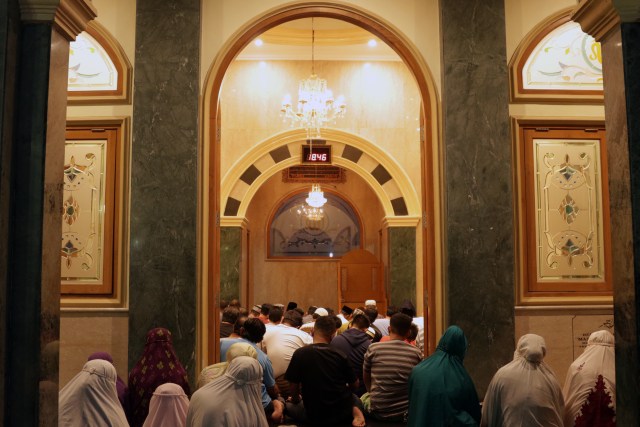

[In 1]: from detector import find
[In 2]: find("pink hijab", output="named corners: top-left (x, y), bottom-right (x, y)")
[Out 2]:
top-left (143, 383), bottom-right (189, 427)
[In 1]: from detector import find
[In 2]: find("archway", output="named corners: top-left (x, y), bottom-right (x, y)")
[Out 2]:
top-left (199, 3), bottom-right (442, 365)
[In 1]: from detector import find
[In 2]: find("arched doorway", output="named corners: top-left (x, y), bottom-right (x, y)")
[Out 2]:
top-left (199, 3), bottom-right (442, 366)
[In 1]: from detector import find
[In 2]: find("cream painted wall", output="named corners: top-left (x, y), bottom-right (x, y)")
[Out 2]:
top-left (246, 169), bottom-right (385, 309)
top-left (504, 0), bottom-right (577, 60)
top-left (221, 60), bottom-right (422, 190)
top-left (59, 313), bottom-right (129, 389)
top-left (200, 0), bottom-right (441, 93)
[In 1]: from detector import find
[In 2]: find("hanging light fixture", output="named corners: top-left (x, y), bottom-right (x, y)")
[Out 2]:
top-left (280, 17), bottom-right (346, 139)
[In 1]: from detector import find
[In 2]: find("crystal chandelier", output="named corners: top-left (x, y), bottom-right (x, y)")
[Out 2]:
top-left (306, 183), bottom-right (327, 208)
top-left (280, 18), bottom-right (346, 139)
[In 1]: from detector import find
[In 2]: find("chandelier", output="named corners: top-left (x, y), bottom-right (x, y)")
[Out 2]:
top-left (280, 18), bottom-right (346, 139)
top-left (306, 183), bottom-right (327, 208)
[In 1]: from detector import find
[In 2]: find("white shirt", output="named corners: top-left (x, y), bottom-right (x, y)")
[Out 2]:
top-left (262, 323), bottom-right (313, 378)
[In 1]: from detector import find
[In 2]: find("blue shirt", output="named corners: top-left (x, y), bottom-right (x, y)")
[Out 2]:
top-left (220, 338), bottom-right (275, 408)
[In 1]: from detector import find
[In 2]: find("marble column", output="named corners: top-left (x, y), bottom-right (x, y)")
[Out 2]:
top-left (2, 0), bottom-right (95, 424)
top-left (572, 1), bottom-right (640, 422)
top-left (220, 227), bottom-right (242, 302)
top-left (0, 1), bottom-right (21, 421)
top-left (440, 0), bottom-right (515, 395)
top-left (388, 227), bottom-right (416, 308)
top-left (129, 0), bottom-right (200, 383)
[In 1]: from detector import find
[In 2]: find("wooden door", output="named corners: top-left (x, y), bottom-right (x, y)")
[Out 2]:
top-left (338, 249), bottom-right (386, 313)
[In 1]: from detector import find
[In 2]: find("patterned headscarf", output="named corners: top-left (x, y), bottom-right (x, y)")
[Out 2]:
top-left (128, 328), bottom-right (191, 427)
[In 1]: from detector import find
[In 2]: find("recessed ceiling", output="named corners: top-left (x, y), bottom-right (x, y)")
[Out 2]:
top-left (237, 17), bottom-right (400, 61)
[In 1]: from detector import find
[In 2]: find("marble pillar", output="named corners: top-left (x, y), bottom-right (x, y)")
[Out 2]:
top-left (572, 1), bottom-right (640, 421)
top-left (388, 227), bottom-right (416, 308)
top-left (0, 0), bottom-right (20, 421)
top-left (129, 0), bottom-right (200, 383)
top-left (602, 24), bottom-right (640, 426)
top-left (2, 0), bottom-right (95, 423)
top-left (220, 227), bottom-right (242, 302)
top-left (440, 0), bottom-right (515, 395)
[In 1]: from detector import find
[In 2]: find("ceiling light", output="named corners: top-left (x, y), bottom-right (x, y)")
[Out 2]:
top-left (254, 38), bottom-right (263, 47)
top-left (368, 39), bottom-right (377, 47)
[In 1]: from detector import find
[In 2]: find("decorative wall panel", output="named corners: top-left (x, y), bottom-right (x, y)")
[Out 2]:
top-left (517, 124), bottom-right (612, 302)
top-left (61, 124), bottom-right (124, 299)
top-left (533, 139), bottom-right (605, 280)
top-left (61, 140), bottom-right (107, 282)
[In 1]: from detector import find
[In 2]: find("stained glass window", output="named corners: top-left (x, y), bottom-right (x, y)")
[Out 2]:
top-left (68, 32), bottom-right (118, 92)
top-left (523, 22), bottom-right (603, 91)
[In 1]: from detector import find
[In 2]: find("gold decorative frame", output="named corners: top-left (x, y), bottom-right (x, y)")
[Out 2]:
top-left (61, 117), bottom-right (130, 310)
top-left (513, 117), bottom-right (612, 305)
top-left (509, 7), bottom-right (604, 104)
top-left (67, 21), bottom-right (133, 105)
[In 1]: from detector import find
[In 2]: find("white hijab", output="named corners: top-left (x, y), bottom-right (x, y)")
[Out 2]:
top-left (562, 330), bottom-right (616, 427)
top-left (59, 359), bottom-right (129, 427)
top-left (143, 383), bottom-right (189, 427)
top-left (481, 334), bottom-right (564, 427)
top-left (186, 356), bottom-right (268, 427)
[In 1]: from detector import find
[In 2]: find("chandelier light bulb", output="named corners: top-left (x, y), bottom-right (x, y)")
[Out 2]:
top-left (306, 184), bottom-right (327, 208)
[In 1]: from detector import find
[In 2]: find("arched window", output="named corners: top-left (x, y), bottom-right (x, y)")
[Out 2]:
top-left (67, 22), bottom-right (132, 104)
top-left (510, 11), bottom-right (603, 103)
top-left (269, 192), bottom-right (361, 258)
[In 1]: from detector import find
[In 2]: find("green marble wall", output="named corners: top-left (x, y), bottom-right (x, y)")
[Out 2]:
top-left (220, 227), bottom-right (242, 302)
top-left (388, 227), bottom-right (416, 308)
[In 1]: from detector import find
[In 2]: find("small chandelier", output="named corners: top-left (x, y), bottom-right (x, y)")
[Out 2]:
top-left (306, 183), bottom-right (327, 208)
top-left (281, 18), bottom-right (346, 138)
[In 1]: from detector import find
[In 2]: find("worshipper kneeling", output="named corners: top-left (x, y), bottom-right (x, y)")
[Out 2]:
top-left (88, 351), bottom-right (128, 413)
top-left (407, 325), bottom-right (481, 427)
top-left (481, 334), bottom-right (564, 427)
top-left (362, 312), bottom-right (422, 422)
top-left (219, 317), bottom-right (284, 423)
top-left (330, 312), bottom-right (371, 397)
top-left (128, 328), bottom-right (191, 427)
top-left (562, 330), bottom-right (616, 427)
top-left (59, 359), bottom-right (129, 426)
top-left (143, 383), bottom-right (189, 427)
top-left (285, 315), bottom-right (366, 426)
top-left (198, 342), bottom-right (257, 389)
top-left (186, 356), bottom-right (269, 427)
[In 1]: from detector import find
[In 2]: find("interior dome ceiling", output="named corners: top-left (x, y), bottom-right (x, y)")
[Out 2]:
top-left (237, 17), bottom-right (400, 61)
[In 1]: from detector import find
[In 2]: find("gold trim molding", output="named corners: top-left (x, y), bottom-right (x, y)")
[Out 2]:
top-left (220, 217), bottom-right (250, 228)
top-left (55, 0), bottom-right (97, 41)
top-left (572, 0), bottom-right (620, 42)
top-left (382, 216), bottom-right (421, 228)
top-left (261, 27), bottom-right (375, 46)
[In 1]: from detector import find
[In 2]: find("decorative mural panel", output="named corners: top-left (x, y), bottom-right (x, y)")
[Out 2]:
top-left (269, 192), bottom-right (361, 258)
top-left (61, 140), bottom-right (107, 282)
top-left (533, 139), bottom-right (605, 281)
top-left (68, 32), bottom-right (118, 92)
top-left (523, 22), bottom-right (603, 91)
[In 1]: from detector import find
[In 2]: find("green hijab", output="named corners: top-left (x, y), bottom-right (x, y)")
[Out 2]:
top-left (407, 325), bottom-right (481, 427)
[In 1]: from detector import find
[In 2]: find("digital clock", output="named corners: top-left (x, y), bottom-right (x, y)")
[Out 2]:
top-left (301, 145), bottom-right (332, 164)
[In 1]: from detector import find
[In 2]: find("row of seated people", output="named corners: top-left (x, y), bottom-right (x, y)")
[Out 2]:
top-left (58, 302), bottom-right (616, 426)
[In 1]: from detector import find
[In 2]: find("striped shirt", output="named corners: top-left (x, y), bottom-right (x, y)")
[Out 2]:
top-left (363, 339), bottom-right (422, 420)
